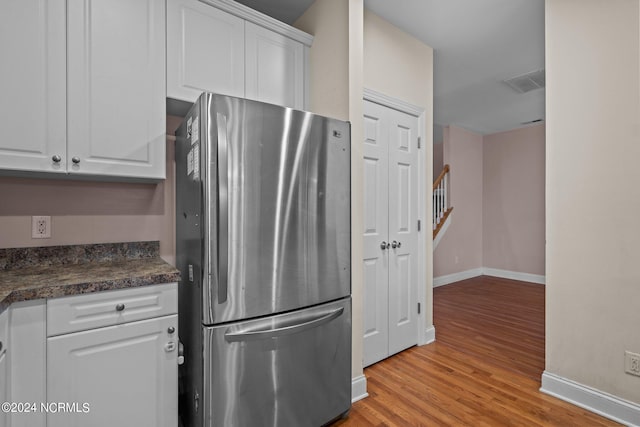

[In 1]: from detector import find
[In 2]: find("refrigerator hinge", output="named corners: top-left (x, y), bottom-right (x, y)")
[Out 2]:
top-left (417, 219), bottom-right (421, 231)
top-left (417, 136), bottom-right (421, 149)
top-left (418, 302), bottom-right (421, 314)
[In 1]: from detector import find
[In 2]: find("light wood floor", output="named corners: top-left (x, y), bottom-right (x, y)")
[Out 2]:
top-left (333, 275), bottom-right (620, 426)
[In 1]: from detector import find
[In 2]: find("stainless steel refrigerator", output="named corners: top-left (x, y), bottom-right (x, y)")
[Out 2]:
top-left (175, 93), bottom-right (352, 427)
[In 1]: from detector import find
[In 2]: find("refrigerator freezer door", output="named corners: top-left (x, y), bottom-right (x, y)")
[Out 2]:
top-left (203, 297), bottom-right (351, 427)
top-left (204, 94), bottom-right (351, 324)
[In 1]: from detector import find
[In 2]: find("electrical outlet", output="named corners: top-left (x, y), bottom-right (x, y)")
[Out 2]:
top-left (31, 216), bottom-right (51, 239)
top-left (625, 351), bottom-right (640, 377)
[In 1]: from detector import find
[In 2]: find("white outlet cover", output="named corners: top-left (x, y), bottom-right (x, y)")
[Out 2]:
top-left (31, 216), bottom-right (51, 239)
top-left (625, 350), bottom-right (640, 377)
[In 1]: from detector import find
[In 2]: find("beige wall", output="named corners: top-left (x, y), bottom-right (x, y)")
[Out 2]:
top-left (295, 0), bottom-right (365, 379)
top-left (0, 116), bottom-right (181, 265)
top-left (434, 126), bottom-right (483, 276)
top-left (546, 0), bottom-right (640, 404)
top-left (362, 9), bottom-right (434, 326)
top-left (483, 124), bottom-right (545, 275)
top-left (295, 0), bottom-right (350, 121)
top-left (296, 3), bottom-right (433, 380)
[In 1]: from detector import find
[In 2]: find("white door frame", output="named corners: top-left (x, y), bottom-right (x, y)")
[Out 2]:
top-left (363, 88), bottom-right (429, 347)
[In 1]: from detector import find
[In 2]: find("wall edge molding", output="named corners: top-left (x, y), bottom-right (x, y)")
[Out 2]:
top-left (482, 267), bottom-right (546, 285)
top-left (434, 268), bottom-right (546, 287)
top-left (541, 371), bottom-right (640, 427)
top-left (433, 268), bottom-right (483, 287)
top-left (422, 325), bottom-right (436, 345)
top-left (363, 88), bottom-right (423, 117)
top-left (199, 0), bottom-right (314, 45)
top-left (351, 374), bottom-right (368, 403)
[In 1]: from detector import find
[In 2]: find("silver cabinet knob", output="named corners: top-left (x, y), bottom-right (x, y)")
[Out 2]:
top-left (115, 303), bottom-right (125, 312)
top-left (397, 241), bottom-right (402, 248)
top-left (52, 155), bottom-right (61, 163)
top-left (391, 240), bottom-right (398, 249)
top-left (167, 326), bottom-right (175, 334)
top-left (381, 241), bottom-right (391, 250)
top-left (72, 156), bottom-right (81, 164)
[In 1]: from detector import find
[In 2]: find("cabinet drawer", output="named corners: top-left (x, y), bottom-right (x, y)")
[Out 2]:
top-left (47, 283), bottom-right (177, 336)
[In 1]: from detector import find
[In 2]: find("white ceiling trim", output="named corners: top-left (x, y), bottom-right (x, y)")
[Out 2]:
top-left (363, 88), bottom-right (423, 117)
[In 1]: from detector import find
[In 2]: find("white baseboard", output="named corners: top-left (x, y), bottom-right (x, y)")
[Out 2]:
top-left (433, 267), bottom-right (546, 287)
top-left (433, 268), bottom-right (483, 287)
top-left (541, 371), bottom-right (640, 427)
top-left (351, 374), bottom-right (368, 403)
top-left (483, 267), bottom-right (546, 285)
top-left (422, 325), bottom-right (436, 344)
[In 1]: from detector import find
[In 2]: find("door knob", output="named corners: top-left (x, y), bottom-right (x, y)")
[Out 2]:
top-left (391, 241), bottom-right (398, 249)
top-left (380, 241), bottom-right (388, 250)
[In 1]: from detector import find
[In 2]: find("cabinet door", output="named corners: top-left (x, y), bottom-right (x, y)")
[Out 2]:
top-left (47, 315), bottom-right (178, 427)
top-left (67, 0), bottom-right (166, 180)
top-left (0, 0), bottom-right (66, 174)
top-left (0, 350), bottom-right (6, 427)
top-left (0, 310), bottom-right (7, 427)
top-left (167, 0), bottom-right (245, 103)
top-left (245, 22), bottom-right (304, 109)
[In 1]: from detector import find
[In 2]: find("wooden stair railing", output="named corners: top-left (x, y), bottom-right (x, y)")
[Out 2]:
top-left (433, 164), bottom-right (453, 239)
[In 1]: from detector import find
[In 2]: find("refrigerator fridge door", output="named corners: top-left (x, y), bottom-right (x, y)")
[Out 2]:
top-left (204, 94), bottom-right (351, 324)
top-left (202, 297), bottom-right (351, 427)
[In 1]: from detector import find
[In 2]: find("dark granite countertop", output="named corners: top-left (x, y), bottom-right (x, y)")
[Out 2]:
top-left (0, 241), bottom-right (180, 315)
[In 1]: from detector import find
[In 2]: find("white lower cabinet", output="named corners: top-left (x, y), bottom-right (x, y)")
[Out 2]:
top-left (0, 309), bottom-right (8, 427)
top-left (3, 284), bottom-right (177, 427)
top-left (46, 315), bottom-right (178, 427)
top-left (9, 300), bottom-right (46, 427)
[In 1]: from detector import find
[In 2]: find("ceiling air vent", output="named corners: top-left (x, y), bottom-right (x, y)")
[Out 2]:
top-left (503, 69), bottom-right (545, 93)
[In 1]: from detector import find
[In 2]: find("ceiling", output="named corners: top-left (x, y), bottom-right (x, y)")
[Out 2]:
top-left (234, 0), bottom-right (545, 135)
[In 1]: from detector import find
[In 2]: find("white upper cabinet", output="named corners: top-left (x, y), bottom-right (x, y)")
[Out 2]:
top-left (0, 0), bottom-right (166, 180)
top-left (167, 0), bottom-right (245, 102)
top-left (0, 0), bottom-right (66, 174)
top-left (67, 0), bottom-right (166, 180)
top-left (245, 22), bottom-right (304, 109)
top-left (166, 0), bottom-right (312, 110)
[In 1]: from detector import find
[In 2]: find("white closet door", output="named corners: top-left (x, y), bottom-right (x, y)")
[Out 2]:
top-left (387, 108), bottom-right (419, 356)
top-left (362, 100), bottom-right (419, 367)
top-left (362, 101), bottom-right (390, 367)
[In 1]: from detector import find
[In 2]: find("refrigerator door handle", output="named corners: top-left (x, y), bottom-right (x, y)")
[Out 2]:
top-left (216, 113), bottom-right (229, 304)
top-left (224, 307), bottom-right (344, 342)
